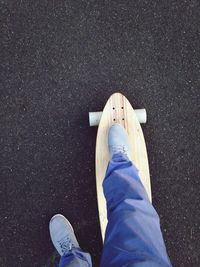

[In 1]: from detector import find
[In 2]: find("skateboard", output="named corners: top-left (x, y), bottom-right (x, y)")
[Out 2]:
top-left (89, 92), bottom-right (152, 241)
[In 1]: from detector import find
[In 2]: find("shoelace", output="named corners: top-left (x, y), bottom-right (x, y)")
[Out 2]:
top-left (110, 145), bottom-right (128, 156)
top-left (58, 235), bottom-right (73, 255)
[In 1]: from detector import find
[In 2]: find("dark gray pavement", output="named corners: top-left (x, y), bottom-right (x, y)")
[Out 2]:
top-left (0, 1), bottom-right (200, 266)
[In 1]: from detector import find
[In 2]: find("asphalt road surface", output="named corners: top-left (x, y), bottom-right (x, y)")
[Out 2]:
top-left (0, 1), bottom-right (199, 266)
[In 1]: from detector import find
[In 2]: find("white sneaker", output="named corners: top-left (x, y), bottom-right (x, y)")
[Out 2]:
top-left (49, 214), bottom-right (79, 256)
top-left (108, 123), bottom-right (131, 159)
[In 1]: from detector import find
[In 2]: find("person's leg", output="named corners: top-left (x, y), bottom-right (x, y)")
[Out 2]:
top-left (49, 214), bottom-right (92, 267)
top-left (101, 124), bottom-right (172, 267)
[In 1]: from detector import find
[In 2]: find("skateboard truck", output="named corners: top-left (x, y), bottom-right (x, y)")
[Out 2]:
top-left (89, 109), bottom-right (147, 126)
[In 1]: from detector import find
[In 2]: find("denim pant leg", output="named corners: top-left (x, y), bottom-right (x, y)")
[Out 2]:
top-left (100, 153), bottom-right (172, 267)
top-left (59, 248), bottom-right (92, 267)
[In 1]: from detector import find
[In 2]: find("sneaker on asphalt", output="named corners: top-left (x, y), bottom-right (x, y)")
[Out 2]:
top-left (49, 214), bottom-right (79, 256)
top-left (108, 123), bottom-right (131, 159)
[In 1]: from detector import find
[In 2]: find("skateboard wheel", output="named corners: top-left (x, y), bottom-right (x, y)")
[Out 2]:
top-left (89, 109), bottom-right (147, 126)
top-left (135, 109), bottom-right (147, 124)
top-left (89, 111), bottom-right (103, 126)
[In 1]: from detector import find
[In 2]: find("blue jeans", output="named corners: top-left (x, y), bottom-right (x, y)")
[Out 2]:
top-left (59, 154), bottom-right (172, 267)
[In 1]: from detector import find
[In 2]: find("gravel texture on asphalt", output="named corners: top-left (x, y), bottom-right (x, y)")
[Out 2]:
top-left (0, 1), bottom-right (199, 266)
